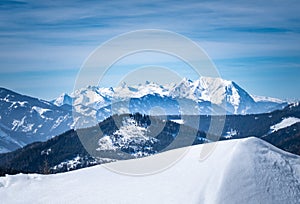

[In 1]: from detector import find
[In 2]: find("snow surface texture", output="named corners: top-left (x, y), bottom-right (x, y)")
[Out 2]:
top-left (270, 117), bottom-right (300, 133)
top-left (0, 137), bottom-right (299, 204)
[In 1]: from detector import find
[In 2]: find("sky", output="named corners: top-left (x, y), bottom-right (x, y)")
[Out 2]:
top-left (0, 0), bottom-right (300, 101)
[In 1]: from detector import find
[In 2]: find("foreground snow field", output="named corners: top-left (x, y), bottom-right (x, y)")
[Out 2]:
top-left (0, 137), bottom-right (300, 204)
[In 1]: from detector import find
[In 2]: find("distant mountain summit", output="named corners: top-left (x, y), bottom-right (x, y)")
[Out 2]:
top-left (52, 77), bottom-right (287, 116)
top-left (52, 93), bottom-right (73, 107)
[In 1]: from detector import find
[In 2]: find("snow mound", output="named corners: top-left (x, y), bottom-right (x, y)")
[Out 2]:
top-left (0, 137), bottom-right (299, 204)
top-left (270, 117), bottom-right (300, 133)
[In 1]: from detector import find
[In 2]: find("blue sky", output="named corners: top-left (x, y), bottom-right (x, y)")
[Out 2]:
top-left (0, 0), bottom-right (300, 100)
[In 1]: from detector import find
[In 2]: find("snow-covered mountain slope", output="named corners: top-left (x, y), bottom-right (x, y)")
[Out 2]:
top-left (269, 117), bottom-right (300, 133)
top-left (53, 77), bottom-right (287, 117)
top-left (0, 88), bottom-right (74, 153)
top-left (251, 95), bottom-right (286, 103)
top-left (0, 137), bottom-right (299, 204)
top-left (97, 117), bottom-right (158, 157)
top-left (52, 86), bottom-right (112, 113)
top-left (0, 113), bottom-right (208, 174)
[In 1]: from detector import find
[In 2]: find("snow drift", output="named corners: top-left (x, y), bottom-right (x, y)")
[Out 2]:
top-left (0, 137), bottom-right (299, 204)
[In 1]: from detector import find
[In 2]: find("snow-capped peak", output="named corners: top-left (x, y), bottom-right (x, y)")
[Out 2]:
top-left (168, 77), bottom-right (255, 114)
top-left (52, 77), bottom-right (286, 115)
top-left (52, 93), bottom-right (73, 106)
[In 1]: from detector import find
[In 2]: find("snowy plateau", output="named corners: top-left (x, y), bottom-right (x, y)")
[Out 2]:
top-left (0, 137), bottom-right (299, 204)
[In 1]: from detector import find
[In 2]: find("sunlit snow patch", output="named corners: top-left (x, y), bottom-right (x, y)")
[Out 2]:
top-left (170, 119), bottom-right (184, 124)
top-left (270, 117), bottom-right (300, 133)
top-left (223, 129), bottom-right (237, 139)
top-left (32, 106), bottom-right (51, 118)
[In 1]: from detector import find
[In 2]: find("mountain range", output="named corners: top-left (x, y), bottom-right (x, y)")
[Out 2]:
top-left (53, 77), bottom-right (287, 123)
top-left (0, 77), bottom-right (288, 153)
